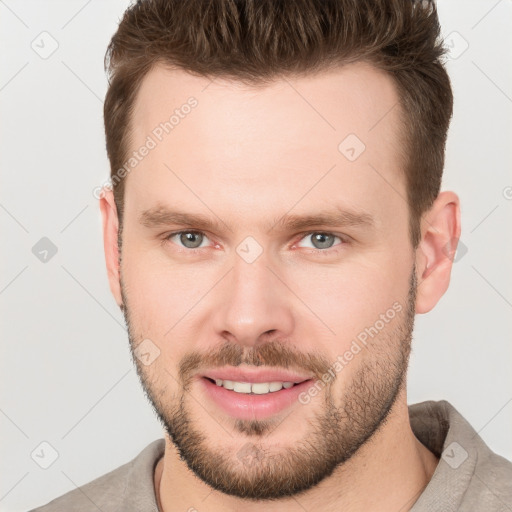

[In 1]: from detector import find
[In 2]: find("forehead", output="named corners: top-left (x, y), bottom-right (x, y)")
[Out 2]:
top-left (130, 62), bottom-right (403, 151)
top-left (125, 62), bottom-right (406, 230)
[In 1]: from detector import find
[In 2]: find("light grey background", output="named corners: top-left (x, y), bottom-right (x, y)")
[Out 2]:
top-left (1, 1), bottom-right (511, 511)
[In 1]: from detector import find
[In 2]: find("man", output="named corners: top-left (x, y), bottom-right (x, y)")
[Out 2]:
top-left (31, 0), bottom-right (512, 510)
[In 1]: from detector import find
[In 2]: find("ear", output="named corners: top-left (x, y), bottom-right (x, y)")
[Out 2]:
top-left (99, 187), bottom-right (123, 308)
top-left (414, 190), bottom-right (461, 314)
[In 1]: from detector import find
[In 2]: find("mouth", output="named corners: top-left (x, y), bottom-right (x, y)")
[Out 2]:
top-left (203, 376), bottom-right (308, 395)
top-left (197, 368), bottom-right (315, 421)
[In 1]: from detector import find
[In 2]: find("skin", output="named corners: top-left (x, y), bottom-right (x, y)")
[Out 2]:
top-left (100, 62), bottom-right (460, 511)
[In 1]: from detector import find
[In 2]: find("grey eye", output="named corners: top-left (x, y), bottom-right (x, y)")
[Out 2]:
top-left (179, 231), bottom-right (205, 249)
top-left (297, 232), bottom-right (341, 250)
top-left (310, 233), bottom-right (336, 249)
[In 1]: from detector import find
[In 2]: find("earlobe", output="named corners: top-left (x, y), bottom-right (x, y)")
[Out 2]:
top-left (414, 191), bottom-right (461, 314)
top-left (99, 188), bottom-right (123, 308)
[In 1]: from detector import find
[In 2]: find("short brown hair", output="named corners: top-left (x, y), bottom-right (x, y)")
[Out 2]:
top-left (104, 0), bottom-right (453, 247)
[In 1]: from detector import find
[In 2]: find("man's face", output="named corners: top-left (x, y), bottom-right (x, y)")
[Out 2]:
top-left (117, 62), bottom-right (417, 499)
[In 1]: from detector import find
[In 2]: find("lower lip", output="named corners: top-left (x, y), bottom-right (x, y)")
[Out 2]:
top-left (199, 377), bottom-right (314, 421)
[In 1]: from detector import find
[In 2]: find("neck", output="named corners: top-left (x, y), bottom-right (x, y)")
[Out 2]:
top-left (154, 390), bottom-right (438, 512)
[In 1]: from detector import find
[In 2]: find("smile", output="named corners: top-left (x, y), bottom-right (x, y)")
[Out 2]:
top-left (199, 371), bottom-right (315, 421)
top-left (205, 377), bottom-right (305, 395)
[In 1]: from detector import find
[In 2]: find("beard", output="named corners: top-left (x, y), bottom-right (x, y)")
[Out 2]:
top-left (120, 267), bottom-right (417, 501)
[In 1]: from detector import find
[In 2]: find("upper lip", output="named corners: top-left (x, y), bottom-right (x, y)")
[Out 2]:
top-left (200, 366), bottom-right (314, 384)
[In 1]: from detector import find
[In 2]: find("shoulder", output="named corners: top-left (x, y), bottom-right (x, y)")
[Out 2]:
top-left (28, 439), bottom-right (165, 512)
top-left (463, 442), bottom-right (512, 510)
top-left (410, 400), bottom-right (512, 510)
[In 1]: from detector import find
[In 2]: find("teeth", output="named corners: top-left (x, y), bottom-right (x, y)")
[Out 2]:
top-left (269, 381), bottom-right (284, 392)
top-left (233, 382), bottom-right (252, 393)
top-left (252, 382), bottom-right (272, 394)
top-left (223, 380), bottom-right (235, 390)
top-left (212, 379), bottom-right (299, 394)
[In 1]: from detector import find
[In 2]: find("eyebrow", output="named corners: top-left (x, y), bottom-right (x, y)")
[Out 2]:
top-left (139, 204), bottom-right (375, 233)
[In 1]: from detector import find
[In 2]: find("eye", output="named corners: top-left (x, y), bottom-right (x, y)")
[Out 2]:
top-left (162, 230), bottom-right (346, 254)
top-left (296, 232), bottom-right (344, 251)
top-left (164, 230), bottom-right (211, 250)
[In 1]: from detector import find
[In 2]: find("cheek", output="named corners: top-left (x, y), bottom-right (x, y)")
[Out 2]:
top-left (121, 241), bottom-right (218, 341)
top-left (285, 255), bottom-right (410, 346)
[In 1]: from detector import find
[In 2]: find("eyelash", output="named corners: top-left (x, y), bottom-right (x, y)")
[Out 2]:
top-left (161, 230), bottom-right (348, 255)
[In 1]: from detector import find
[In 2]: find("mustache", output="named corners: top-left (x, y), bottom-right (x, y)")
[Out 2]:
top-left (179, 340), bottom-right (332, 389)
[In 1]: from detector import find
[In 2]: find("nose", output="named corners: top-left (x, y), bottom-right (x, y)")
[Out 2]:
top-left (211, 251), bottom-right (295, 349)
